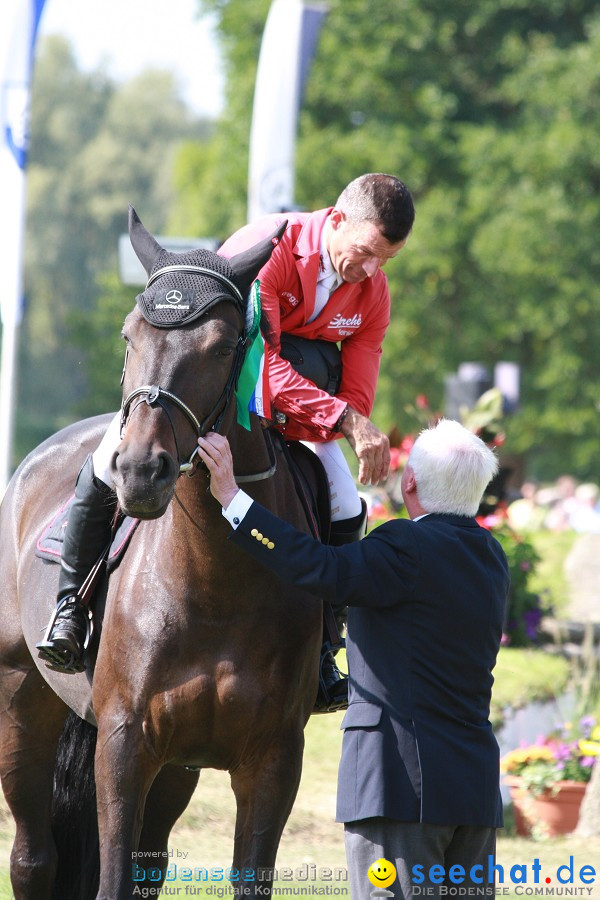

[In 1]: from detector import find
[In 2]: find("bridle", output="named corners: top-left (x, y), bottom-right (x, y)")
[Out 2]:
top-left (120, 338), bottom-right (246, 476)
top-left (119, 264), bottom-right (277, 481)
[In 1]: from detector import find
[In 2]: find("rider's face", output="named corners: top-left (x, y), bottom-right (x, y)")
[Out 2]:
top-left (326, 209), bottom-right (408, 284)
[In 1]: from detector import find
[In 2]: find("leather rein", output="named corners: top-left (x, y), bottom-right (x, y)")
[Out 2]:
top-left (119, 264), bottom-right (277, 483)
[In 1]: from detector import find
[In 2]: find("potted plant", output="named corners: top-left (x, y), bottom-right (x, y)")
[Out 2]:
top-left (501, 716), bottom-right (600, 837)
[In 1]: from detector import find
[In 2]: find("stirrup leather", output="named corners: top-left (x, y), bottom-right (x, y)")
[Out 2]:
top-left (36, 596), bottom-right (93, 674)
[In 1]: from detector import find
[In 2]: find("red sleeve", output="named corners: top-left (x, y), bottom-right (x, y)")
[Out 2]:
top-left (257, 238), bottom-right (348, 442)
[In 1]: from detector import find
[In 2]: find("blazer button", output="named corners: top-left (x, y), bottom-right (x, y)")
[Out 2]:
top-left (251, 528), bottom-right (258, 537)
top-left (267, 541), bottom-right (275, 550)
top-left (261, 537), bottom-right (269, 545)
top-left (255, 532), bottom-right (263, 541)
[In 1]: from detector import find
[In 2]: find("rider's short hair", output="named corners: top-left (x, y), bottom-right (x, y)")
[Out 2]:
top-left (336, 173), bottom-right (415, 243)
top-left (408, 419), bottom-right (499, 517)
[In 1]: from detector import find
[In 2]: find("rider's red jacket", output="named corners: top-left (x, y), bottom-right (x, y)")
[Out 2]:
top-left (219, 208), bottom-right (391, 443)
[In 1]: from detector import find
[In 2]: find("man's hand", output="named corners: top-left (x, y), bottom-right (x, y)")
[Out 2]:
top-left (340, 406), bottom-right (390, 485)
top-left (197, 434), bottom-right (239, 508)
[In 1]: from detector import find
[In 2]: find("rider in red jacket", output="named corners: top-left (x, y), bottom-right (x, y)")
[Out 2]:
top-left (219, 206), bottom-right (392, 444)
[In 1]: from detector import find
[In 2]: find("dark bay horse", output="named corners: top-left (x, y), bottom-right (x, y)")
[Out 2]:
top-left (0, 210), bottom-right (322, 899)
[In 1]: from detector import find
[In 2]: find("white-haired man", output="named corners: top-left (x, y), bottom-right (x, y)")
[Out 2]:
top-left (197, 418), bottom-right (510, 899)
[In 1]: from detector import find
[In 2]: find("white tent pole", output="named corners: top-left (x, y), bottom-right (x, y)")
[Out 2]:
top-left (248, 0), bottom-right (326, 223)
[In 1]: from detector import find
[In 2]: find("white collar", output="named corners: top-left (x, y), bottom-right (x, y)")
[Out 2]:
top-left (318, 219), bottom-right (341, 288)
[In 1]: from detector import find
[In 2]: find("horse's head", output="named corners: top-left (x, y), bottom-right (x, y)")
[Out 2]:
top-left (112, 207), bottom-right (284, 518)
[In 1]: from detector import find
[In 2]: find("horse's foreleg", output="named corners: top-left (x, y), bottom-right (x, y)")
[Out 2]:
top-left (93, 717), bottom-right (160, 900)
top-left (137, 764), bottom-right (200, 878)
top-left (0, 664), bottom-right (68, 900)
top-left (230, 729), bottom-right (304, 899)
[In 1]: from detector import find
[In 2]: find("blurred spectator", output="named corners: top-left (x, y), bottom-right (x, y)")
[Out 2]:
top-left (507, 482), bottom-right (546, 531)
top-left (569, 483), bottom-right (600, 533)
top-left (508, 476), bottom-right (600, 534)
top-left (543, 475), bottom-right (579, 532)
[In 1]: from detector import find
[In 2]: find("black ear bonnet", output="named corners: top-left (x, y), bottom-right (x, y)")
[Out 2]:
top-left (137, 249), bottom-right (244, 328)
top-left (128, 205), bottom-right (287, 329)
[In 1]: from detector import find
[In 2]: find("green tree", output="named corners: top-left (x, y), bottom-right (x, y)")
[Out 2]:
top-left (15, 36), bottom-right (214, 459)
top-left (177, 0), bottom-right (600, 480)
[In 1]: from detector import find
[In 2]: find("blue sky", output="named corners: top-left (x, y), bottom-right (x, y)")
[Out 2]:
top-left (38, 0), bottom-right (224, 117)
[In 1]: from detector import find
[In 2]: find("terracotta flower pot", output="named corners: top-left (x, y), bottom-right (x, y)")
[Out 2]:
top-left (505, 775), bottom-right (587, 837)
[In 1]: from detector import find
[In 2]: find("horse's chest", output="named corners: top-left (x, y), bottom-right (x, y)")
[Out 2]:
top-left (142, 663), bottom-right (265, 767)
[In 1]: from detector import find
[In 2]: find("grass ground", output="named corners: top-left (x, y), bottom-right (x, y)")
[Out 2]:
top-left (1, 651), bottom-right (597, 899)
top-left (529, 530), bottom-right (578, 618)
top-left (2, 723), bottom-right (599, 900)
top-left (0, 532), bottom-right (592, 899)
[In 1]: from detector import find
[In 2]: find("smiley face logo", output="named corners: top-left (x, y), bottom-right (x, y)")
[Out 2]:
top-left (368, 858), bottom-right (397, 889)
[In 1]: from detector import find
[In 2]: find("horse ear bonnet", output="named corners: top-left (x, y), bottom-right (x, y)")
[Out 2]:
top-left (129, 206), bottom-right (286, 329)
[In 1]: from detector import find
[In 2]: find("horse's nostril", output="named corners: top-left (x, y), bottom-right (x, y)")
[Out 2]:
top-left (155, 452), bottom-right (176, 485)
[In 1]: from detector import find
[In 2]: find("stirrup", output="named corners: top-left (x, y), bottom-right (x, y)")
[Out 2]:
top-left (36, 596), bottom-right (93, 674)
top-left (313, 639), bottom-right (349, 714)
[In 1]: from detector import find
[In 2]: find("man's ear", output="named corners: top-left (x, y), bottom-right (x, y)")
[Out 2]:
top-left (404, 466), bottom-right (418, 495)
top-left (329, 208), bottom-right (345, 230)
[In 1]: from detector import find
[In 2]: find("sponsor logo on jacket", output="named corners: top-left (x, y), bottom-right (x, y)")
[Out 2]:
top-left (327, 312), bottom-right (362, 332)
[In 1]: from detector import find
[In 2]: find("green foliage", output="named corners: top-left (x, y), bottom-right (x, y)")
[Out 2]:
top-left (491, 649), bottom-right (570, 725)
top-left (10, 3), bottom-right (600, 484)
top-left (493, 526), bottom-right (545, 647)
top-left (69, 273), bottom-right (134, 417)
top-left (527, 530), bottom-right (577, 618)
top-left (184, 0), bottom-right (600, 482)
top-left (13, 35), bottom-right (215, 461)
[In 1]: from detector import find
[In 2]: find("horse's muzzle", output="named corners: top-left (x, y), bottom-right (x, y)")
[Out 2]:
top-left (111, 445), bottom-right (178, 518)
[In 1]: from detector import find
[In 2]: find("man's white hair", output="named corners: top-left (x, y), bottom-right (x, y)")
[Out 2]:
top-left (408, 419), bottom-right (499, 516)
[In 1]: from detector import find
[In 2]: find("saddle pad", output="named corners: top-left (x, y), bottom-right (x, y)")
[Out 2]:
top-left (274, 434), bottom-right (331, 544)
top-left (35, 497), bottom-right (140, 573)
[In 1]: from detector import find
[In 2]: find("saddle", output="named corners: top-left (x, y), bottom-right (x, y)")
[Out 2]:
top-left (36, 501), bottom-right (139, 571)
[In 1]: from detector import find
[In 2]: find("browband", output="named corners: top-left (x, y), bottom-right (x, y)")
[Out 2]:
top-left (145, 265), bottom-right (245, 308)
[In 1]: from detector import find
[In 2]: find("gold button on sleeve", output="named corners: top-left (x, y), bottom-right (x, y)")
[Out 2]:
top-left (256, 532), bottom-right (263, 541)
top-left (262, 537), bottom-right (269, 545)
top-left (251, 528), bottom-right (258, 537)
top-left (267, 541), bottom-right (275, 550)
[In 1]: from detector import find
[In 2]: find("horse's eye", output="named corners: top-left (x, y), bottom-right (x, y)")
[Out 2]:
top-left (217, 344), bottom-right (235, 358)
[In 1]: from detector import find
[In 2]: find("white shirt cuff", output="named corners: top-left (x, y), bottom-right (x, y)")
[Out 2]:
top-left (222, 490), bottom-right (254, 528)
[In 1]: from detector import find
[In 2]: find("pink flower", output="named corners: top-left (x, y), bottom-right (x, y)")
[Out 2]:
top-left (400, 435), bottom-right (415, 453)
top-left (389, 447), bottom-right (402, 472)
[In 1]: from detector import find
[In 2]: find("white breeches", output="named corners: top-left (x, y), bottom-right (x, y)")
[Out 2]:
top-left (92, 413), bottom-right (361, 523)
top-left (91, 411), bottom-right (121, 488)
top-left (302, 440), bottom-right (362, 522)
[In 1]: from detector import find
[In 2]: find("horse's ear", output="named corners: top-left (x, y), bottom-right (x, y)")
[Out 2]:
top-left (228, 220), bottom-right (287, 298)
top-left (128, 206), bottom-right (164, 276)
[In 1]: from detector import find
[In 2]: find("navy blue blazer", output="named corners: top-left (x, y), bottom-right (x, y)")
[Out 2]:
top-left (230, 504), bottom-right (509, 828)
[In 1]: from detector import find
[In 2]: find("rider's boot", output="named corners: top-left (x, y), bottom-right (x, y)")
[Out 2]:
top-left (36, 455), bottom-right (117, 673)
top-left (315, 500), bottom-right (367, 712)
